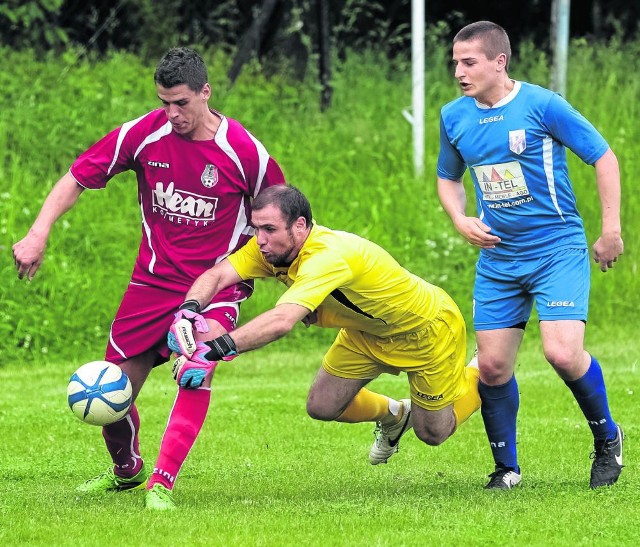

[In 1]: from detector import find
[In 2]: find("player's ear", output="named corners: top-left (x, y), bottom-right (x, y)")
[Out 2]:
top-left (496, 53), bottom-right (507, 72)
top-left (294, 216), bottom-right (307, 232)
top-left (201, 83), bottom-right (212, 101)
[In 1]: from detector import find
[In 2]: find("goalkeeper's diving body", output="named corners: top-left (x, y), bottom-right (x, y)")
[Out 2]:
top-left (163, 184), bottom-right (481, 501)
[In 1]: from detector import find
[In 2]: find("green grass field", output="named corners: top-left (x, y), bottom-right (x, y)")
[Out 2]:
top-left (1, 328), bottom-right (637, 546)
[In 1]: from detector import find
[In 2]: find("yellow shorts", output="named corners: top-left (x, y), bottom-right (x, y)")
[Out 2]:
top-left (322, 294), bottom-right (468, 411)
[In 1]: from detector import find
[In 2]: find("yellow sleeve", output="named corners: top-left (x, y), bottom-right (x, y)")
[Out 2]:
top-left (227, 237), bottom-right (274, 279)
top-left (276, 251), bottom-right (352, 311)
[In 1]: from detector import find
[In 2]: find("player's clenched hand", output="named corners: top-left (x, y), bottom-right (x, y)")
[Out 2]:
top-left (453, 216), bottom-right (501, 249)
top-left (172, 342), bottom-right (218, 389)
top-left (593, 232), bottom-right (623, 272)
top-left (13, 231), bottom-right (47, 280)
top-left (167, 299), bottom-right (209, 356)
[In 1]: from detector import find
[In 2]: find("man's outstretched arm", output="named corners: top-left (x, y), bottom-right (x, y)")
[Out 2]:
top-left (13, 172), bottom-right (84, 280)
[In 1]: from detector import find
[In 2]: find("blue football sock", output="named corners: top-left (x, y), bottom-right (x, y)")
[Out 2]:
top-left (479, 376), bottom-right (520, 472)
top-left (565, 355), bottom-right (618, 440)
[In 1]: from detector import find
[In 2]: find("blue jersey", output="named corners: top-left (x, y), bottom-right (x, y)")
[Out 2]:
top-left (437, 81), bottom-right (609, 259)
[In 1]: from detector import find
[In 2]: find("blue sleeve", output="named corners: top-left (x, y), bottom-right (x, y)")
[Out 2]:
top-left (436, 114), bottom-right (467, 180)
top-left (542, 94), bottom-right (609, 165)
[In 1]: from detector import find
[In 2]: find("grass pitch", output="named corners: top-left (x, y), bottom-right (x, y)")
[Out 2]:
top-left (0, 331), bottom-right (637, 546)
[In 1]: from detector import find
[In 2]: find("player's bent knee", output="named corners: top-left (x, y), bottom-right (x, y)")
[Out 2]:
top-left (306, 400), bottom-right (339, 421)
top-left (413, 415), bottom-right (456, 446)
top-left (414, 427), bottom-right (449, 446)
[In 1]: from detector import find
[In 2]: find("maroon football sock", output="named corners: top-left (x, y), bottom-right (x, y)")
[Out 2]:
top-left (102, 403), bottom-right (143, 478)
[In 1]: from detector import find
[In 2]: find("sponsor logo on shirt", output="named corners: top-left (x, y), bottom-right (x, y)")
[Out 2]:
top-left (148, 160), bottom-right (170, 168)
top-left (152, 181), bottom-right (218, 225)
top-left (479, 115), bottom-right (504, 124)
top-left (486, 196), bottom-right (534, 209)
top-left (472, 161), bottom-right (531, 202)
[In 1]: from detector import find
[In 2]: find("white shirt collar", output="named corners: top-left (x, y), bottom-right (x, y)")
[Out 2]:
top-left (475, 80), bottom-right (521, 109)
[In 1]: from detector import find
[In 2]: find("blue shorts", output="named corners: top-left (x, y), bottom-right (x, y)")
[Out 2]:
top-left (473, 248), bottom-right (590, 331)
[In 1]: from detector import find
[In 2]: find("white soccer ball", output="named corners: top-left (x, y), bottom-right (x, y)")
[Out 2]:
top-left (67, 361), bottom-right (133, 426)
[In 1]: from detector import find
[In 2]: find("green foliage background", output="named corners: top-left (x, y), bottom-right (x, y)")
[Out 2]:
top-left (1, 36), bottom-right (638, 365)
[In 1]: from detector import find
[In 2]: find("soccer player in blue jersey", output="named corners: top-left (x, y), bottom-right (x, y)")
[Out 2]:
top-left (437, 21), bottom-right (624, 490)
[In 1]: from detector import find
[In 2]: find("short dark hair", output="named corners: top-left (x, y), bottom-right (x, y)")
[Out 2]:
top-left (252, 185), bottom-right (312, 227)
top-left (154, 47), bottom-right (208, 92)
top-left (454, 21), bottom-right (511, 71)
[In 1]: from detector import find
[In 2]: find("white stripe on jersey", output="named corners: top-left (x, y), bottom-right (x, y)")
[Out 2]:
top-left (542, 137), bottom-right (566, 222)
top-left (70, 170), bottom-right (94, 190)
top-left (109, 323), bottom-right (128, 360)
top-left (140, 198), bottom-right (157, 273)
top-left (215, 117), bottom-right (247, 183)
top-left (213, 116), bottom-right (265, 261)
top-left (216, 202), bottom-right (250, 264)
top-left (202, 301), bottom-right (242, 313)
top-left (133, 121), bottom-right (172, 160)
top-left (107, 113), bottom-right (148, 176)
top-left (247, 132), bottom-right (269, 197)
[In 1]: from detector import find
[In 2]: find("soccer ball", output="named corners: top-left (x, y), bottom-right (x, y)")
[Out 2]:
top-left (67, 361), bottom-right (133, 426)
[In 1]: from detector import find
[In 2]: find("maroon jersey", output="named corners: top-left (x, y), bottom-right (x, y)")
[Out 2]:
top-left (70, 109), bottom-right (285, 291)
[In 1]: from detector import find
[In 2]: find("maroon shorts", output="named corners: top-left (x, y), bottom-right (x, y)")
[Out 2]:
top-left (105, 281), bottom-right (253, 366)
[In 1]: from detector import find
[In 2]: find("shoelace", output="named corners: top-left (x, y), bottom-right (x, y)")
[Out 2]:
top-left (83, 470), bottom-right (113, 484)
top-left (590, 439), bottom-right (613, 462)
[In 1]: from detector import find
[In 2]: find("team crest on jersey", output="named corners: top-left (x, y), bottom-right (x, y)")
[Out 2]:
top-left (509, 130), bottom-right (526, 155)
top-left (201, 164), bottom-right (219, 188)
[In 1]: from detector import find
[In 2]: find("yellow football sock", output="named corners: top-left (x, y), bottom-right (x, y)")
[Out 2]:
top-left (337, 388), bottom-right (392, 423)
top-left (453, 366), bottom-right (481, 426)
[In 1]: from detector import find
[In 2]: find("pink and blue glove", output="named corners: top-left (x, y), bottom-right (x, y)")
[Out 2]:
top-left (168, 299), bottom-right (209, 357)
top-left (172, 342), bottom-right (218, 389)
top-left (172, 335), bottom-right (238, 389)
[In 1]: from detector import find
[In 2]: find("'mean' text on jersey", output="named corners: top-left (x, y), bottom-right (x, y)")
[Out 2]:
top-left (153, 182), bottom-right (218, 226)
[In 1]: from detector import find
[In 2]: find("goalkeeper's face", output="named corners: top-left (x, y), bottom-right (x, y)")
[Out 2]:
top-left (253, 205), bottom-right (309, 267)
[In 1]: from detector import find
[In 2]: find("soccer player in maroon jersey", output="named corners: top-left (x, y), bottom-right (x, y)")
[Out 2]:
top-left (12, 47), bottom-right (286, 506)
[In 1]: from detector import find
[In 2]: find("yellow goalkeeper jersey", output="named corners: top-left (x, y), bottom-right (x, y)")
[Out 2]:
top-left (227, 223), bottom-right (447, 337)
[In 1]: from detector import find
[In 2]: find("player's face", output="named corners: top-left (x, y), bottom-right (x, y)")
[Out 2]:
top-left (452, 39), bottom-right (506, 106)
top-left (252, 205), bottom-right (306, 267)
top-left (157, 83), bottom-right (211, 139)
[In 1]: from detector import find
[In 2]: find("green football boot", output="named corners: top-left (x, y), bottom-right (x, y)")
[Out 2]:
top-left (145, 484), bottom-right (176, 511)
top-left (76, 464), bottom-right (148, 493)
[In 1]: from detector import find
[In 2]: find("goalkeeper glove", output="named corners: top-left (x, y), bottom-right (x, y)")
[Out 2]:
top-left (168, 299), bottom-right (209, 356)
top-left (203, 334), bottom-right (238, 362)
top-left (172, 342), bottom-right (218, 389)
top-left (172, 334), bottom-right (239, 388)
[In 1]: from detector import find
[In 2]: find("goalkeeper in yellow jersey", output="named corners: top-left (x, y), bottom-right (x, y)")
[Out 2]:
top-left (161, 185), bottom-right (480, 505)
